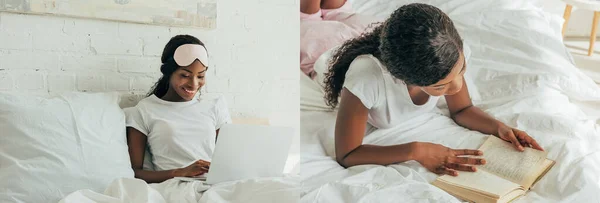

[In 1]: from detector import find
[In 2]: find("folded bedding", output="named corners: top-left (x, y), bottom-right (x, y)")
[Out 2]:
top-left (59, 176), bottom-right (300, 203)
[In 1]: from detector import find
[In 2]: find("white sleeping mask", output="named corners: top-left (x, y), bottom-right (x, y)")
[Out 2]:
top-left (173, 44), bottom-right (209, 67)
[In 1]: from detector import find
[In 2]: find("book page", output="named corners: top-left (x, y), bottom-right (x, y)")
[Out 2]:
top-left (478, 136), bottom-right (548, 188)
top-left (437, 169), bottom-right (521, 198)
top-left (532, 159), bottom-right (555, 185)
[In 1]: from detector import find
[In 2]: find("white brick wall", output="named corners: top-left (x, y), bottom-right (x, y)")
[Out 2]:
top-left (0, 0), bottom-right (300, 147)
top-left (48, 74), bottom-right (76, 92)
top-left (0, 32), bottom-right (32, 50)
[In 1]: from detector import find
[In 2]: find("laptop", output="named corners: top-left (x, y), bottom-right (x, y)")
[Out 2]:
top-left (177, 123), bottom-right (294, 185)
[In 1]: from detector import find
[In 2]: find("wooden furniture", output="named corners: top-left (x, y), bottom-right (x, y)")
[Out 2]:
top-left (562, 0), bottom-right (600, 56)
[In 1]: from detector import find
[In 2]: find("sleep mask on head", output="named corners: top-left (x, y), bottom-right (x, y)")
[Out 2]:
top-left (173, 44), bottom-right (209, 67)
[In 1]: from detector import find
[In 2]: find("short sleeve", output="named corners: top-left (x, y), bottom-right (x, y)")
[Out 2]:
top-left (342, 55), bottom-right (385, 109)
top-left (124, 107), bottom-right (149, 136)
top-left (213, 95), bottom-right (232, 130)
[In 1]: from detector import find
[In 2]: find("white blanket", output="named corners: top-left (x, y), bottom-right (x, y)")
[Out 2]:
top-left (300, 0), bottom-right (600, 202)
top-left (59, 176), bottom-right (299, 203)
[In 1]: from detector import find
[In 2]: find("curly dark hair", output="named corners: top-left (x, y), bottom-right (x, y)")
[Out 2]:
top-left (147, 35), bottom-right (205, 98)
top-left (323, 3), bottom-right (463, 108)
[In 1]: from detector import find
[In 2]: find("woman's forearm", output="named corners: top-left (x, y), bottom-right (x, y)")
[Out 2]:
top-left (451, 106), bottom-right (502, 136)
top-left (134, 168), bottom-right (181, 183)
top-left (337, 142), bottom-right (418, 168)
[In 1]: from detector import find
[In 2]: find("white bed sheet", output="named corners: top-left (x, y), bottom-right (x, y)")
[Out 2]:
top-left (59, 175), bottom-right (300, 203)
top-left (58, 146), bottom-right (301, 203)
top-left (300, 0), bottom-right (600, 202)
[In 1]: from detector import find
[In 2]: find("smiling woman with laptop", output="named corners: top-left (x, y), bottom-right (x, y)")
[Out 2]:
top-left (124, 35), bottom-right (227, 183)
top-left (124, 35), bottom-right (294, 184)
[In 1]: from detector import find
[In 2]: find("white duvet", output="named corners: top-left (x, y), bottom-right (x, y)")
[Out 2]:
top-left (300, 0), bottom-right (600, 202)
top-left (57, 151), bottom-right (301, 203)
top-left (59, 176), bottom-right (300, 203)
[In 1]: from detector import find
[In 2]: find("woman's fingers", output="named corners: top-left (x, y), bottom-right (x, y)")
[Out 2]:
top-left (195, 160), bottom-right (212, 168)
top-left (515, 130), bottom-right (544, 151)
top-left (452, 149), bottom-right (483, 156)
top-left (445, 163), bottom-right (477, 172)
top-left (505, 130), bottom-right (524, 151)
top-left (443, 168), bottom-right (459, 176)
top-left (529, 139), bottom-right (544, 151)
top-left (193, 160), bottom-right (210, 172)
top-left (452, 156), bottom-right (486, 165)
top-left (434, 166), bottom-right (458, 176)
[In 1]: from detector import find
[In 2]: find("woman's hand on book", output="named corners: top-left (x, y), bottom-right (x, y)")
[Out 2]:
top-left (174, 159), bottom-right (211, 177)
top-left (413, 142), bottom-right (486, 176)
top-left (496, 124), bottom-right (544, 152)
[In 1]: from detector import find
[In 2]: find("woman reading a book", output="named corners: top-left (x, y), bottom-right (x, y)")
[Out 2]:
top-left (318, 3), bottom-right (545, 176)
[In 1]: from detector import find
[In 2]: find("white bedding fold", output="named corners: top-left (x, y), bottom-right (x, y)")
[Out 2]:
top-left (60, 176), bottom-right (300, 203)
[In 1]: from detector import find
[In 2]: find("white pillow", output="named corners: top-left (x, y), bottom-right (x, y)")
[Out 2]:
top-left (0, 92), bottom-right (134, 203)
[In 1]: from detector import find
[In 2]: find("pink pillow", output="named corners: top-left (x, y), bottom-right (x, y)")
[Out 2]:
top-left (300, 4), bottom-right (383, 79)
top-left (300, 20), bottom-right (360, 78)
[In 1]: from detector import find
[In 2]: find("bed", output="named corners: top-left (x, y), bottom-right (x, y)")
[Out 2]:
top-left (0, 92), bottom-right (299, 203)
top-left (300, 0), bottom-right (600, 202)
top-left (58, 118), bottom-right (300, 203)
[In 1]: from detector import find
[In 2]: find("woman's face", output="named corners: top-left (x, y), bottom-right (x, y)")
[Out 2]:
top-left (169, 60), bottom-right (207, 101)
top-left (420, 52), bottom-right (466, 97)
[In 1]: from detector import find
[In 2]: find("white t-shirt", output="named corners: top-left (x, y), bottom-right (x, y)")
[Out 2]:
top-left (125, 94), bottom-right (232, 171)
top-left (313, 42), bottom-right (474, 131)
top-left (342, 54), bottom-right (443, 130)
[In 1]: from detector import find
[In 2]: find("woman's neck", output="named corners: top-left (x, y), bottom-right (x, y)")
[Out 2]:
top-left (406, 85), bottom-right (430, 106)
top-left (161, 89), bottom-right (186, 102)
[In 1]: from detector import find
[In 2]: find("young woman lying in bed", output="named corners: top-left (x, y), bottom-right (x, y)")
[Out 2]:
top-left (318, 2), bottom-right (545, 176)
top-left (125, 35), bottom-right (231, 183)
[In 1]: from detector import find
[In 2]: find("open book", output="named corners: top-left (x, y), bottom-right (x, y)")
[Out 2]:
top-left (432, 136), bottom-right (555, 203)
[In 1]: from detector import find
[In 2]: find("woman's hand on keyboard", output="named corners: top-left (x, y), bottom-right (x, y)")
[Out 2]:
top-left (174, 159), bottom-right (211, 177)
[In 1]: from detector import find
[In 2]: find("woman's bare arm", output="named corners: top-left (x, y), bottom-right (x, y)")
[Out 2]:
top-left (127, 127), bottom-right (182, 183)
top-left (445, 78), bottom-right (543, 151)
top-left (445, 77), bottom-right (502, 135)
top-left (334, 88), bottom-right (418, 168)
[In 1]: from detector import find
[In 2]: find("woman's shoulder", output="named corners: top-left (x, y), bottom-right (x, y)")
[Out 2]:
top-left (197, 94), bottom-right (230, 120)
top-left (129, 94), bottom-right (159, 109)
top-left (346, 54), bottom-right (386, 79)
top-left (351, 54), bottom-right (384, 70)
top-left (197, 94), bottom-right (228, 108)
top-left (122, 95), bottom-right (156, 117)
